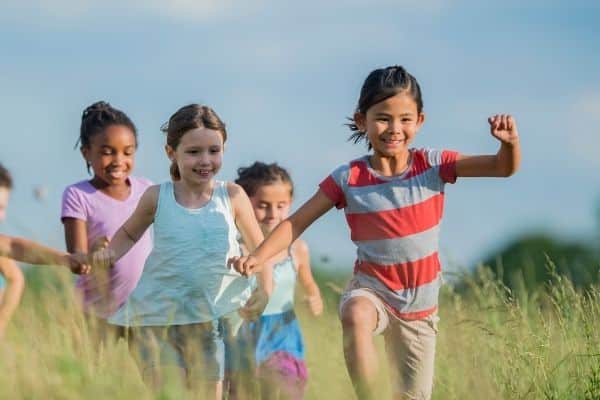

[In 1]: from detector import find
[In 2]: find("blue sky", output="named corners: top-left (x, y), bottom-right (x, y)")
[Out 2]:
top-left (1, 1), bottom-right (598, 272)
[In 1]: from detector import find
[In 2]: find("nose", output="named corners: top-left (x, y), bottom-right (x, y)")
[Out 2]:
top-left (111, 153), bottom-right (124, 166)
top-left (265, 206), bottom-right (275, 219)
top-left (198, 150), bottom-right (213, 164)
top-left (389, 119), bottom-right (402, 135)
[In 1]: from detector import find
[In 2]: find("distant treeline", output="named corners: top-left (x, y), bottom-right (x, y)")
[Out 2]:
top-left (466, 233), bottom-right (599, 293)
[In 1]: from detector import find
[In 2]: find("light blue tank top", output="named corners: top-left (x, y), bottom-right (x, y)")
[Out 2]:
top-left (262, 251), bottom-right (297, 316)
top-left (109, 180), bottom-right (252, 326)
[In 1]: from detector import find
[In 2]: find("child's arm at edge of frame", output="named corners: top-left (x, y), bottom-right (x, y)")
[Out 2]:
top-left (0, 257), bottom-right (24, 338)
top-left (92, 185), bottom-right (157, 269)
top-left (227, 182), bottom-right (272, 294)
top-left (0, 234), bottom-right (81, 269)
top-left (293, 239), bottom-right (323, 316)
top-left (455, 114), bottom-right (521, 178)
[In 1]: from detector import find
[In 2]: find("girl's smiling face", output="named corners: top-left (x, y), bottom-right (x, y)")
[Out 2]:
top-left (249, 182), bottom-right (292, 235)
top-left (355, 92), bottom-right (425, 157)
top-left (81, 124), bottom-right (137, 187)
top-left (167, 128), bottom-right (224, 185)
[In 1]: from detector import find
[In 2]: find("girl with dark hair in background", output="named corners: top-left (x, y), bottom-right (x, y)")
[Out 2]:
top-left (234, 161), bottom-right (323, 400)
top-left (61, 101), bottom-right (153, 338)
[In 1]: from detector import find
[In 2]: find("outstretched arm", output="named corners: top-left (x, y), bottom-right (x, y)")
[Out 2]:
top-left (230, 189), bottom-right (334, 276)
top-left (0, 257), bottom-right (24, 338)
top-left (293, 239), bottom-right (323, 316)
top-left (0, 234), bottom-right (82, 269)
top-left (92, 186), bottom-right (157, 268)
top-left (455, 114), bottom-right (521, 177)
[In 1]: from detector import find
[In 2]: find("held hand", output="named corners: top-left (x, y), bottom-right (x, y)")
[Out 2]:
top-left (239, 288), bottom-right (269, 321)
top-left (66, 252), bottom-right (91, 275)
top-left (304, 294), bottom-right (323, 316)
top-left (227, 255), bottom-right (260, 277)
top-left (488, 114), bottom-right (519, 145)
top-left (91, 248), bottom-right (115, 270)
top-left (90, 236), bottom-right (110, 252)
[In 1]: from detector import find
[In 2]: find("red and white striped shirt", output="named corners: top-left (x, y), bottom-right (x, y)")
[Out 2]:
top-left (319, 148), bottom-right (459, 320)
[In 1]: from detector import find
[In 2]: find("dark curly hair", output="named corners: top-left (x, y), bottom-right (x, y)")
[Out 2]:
top-left (78, 101), bottom-right (138, 172)
top-left (235, 161), bottom-right (293, 198)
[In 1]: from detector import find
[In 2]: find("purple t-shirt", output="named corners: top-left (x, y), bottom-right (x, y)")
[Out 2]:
top-left (61, 176), bottom-right (153, 319)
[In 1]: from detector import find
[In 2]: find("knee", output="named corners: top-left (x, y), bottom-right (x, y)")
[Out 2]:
top-left (341, 299), bottom-right (377, 332)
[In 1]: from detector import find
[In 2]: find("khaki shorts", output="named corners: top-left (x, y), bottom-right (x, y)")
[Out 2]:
top-left (339, 284), bottom-right (438, 400)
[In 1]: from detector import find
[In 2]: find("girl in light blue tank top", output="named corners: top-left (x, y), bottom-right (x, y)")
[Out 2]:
top-left (234, 162), bottom-right (323, 400)
top-left (109, 180), bottom-right (251, 325)
top-left (90, 105), bottom-right (272, 399)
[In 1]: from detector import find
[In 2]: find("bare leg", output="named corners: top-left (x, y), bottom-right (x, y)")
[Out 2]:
top-left (340, 297), bottom-right (380, 400)
top-left (259, 367), bottom-right (307, 400)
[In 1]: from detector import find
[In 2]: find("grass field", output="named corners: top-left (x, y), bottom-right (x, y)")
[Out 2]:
top-left (0, 263), bottom-right (598, 399)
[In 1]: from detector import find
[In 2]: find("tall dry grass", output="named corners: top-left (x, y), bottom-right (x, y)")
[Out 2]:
top-left (0, 262), bottom-right (598, 399)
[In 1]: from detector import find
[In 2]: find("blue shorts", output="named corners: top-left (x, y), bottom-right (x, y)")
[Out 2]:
top-left (131, 311), bottom-right (246, 381)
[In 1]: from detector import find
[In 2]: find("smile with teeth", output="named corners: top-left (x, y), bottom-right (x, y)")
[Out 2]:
top-left (107, 170), bottom-right (126, 179)
top-left (381, 138), bottom-right (404, 145)
top-left (193, 168), bottom-right (212, 176)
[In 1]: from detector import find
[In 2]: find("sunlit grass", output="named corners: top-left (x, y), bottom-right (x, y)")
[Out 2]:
top-left (0, 263), bottom-right (598, 399)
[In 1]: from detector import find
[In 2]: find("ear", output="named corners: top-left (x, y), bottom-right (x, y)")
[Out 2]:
top-left (165, 145), bottom-right (175, 161)
top-left (80, 146), bottom-right (90, 161)
top-left (354, 112), bottom-right (366, 132)
top-left (416, 112), bottom-right (426, 129)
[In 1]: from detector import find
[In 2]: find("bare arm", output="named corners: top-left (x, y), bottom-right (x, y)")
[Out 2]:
top-left (0, 257), bottom-right (24, 338)
top-left (96, 186), bottom-right (158, 266)
top-left (0, 234), bottom-right (73, 267)
top-left (293, 239), bottom-right (323, 316)
top-left (63, 217), bottom-right (88, 254)
top-left (456, 114), bottom-right (521, 178)
top-left (230, 189), bottom-right (334, 275)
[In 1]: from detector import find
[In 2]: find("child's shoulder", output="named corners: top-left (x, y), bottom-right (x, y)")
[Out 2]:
top-left (224, 181), bottom-right (245, 197)
top-left (326, 155), bottom-right (369, 175)
top-left (410, 147), bottom-right (460, 168)
top-left (291, 239), bottom-right (310, 258)
top-left (62, 179), bottom-right (94, 198)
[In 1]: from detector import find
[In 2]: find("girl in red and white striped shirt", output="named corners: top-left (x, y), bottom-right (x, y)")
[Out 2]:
top-left (229, 65), bottom-right (520, 400)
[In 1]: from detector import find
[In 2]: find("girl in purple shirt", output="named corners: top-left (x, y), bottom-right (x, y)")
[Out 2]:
top-left (61, 101), bottom-right (152, 337)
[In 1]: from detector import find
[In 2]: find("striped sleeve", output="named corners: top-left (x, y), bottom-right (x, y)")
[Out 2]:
top-left (318, 164), bottom-right (349, 209)
top-left (427, 149), bottom-right (459, 184)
